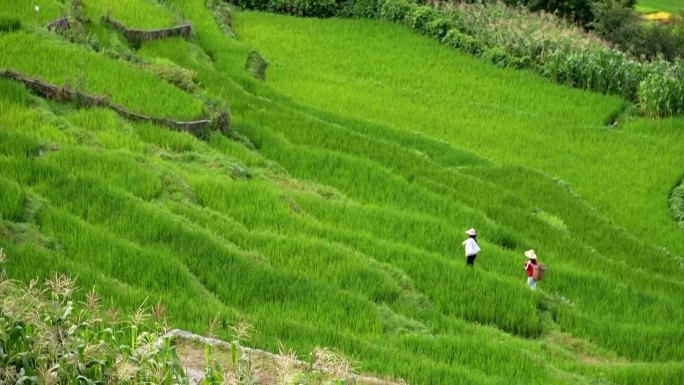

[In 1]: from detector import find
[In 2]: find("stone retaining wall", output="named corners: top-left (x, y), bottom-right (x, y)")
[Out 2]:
top-left (101, 15), bottom-right (193, 43)
top-left (163, 329), bottom-right (405, 385)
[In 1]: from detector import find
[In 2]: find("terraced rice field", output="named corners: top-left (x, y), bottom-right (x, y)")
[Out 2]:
top-left (1, 1), bottom-right (683, 384)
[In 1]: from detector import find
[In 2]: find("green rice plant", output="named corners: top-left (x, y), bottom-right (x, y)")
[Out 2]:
top-left (0, 32), bottom-right (205, 120)
top-left (0, 13), bottom-right (21, 32)
top-left (602, 362), bottom-right (684, 385)
top-left (81, 0), bottom-right (181, 29)
top-left (0, 130), bottom-right (41, 159)
top-left (234, 10), bottom-right (684, 255)
top-left (0, 78), bottom-right (28, 104)
top-left (44, 147), bottom-right (164, 200)
top-left (138, 37), bottom-right (215, 70)
top-left (370, 0), bottom-right (684, 116)
top-left (134, 120), bottom-right (200, 152)
top-left (0, 176), bottom-right (25, 221)
top-left (232, 10), bottom-right (684, 362)
top-left (0, 0), bottom-right (64, 26)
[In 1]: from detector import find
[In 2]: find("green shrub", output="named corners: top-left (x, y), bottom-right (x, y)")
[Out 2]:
top-left (671, 181), bottom-right (684, 231)
top-left (236, 0), bottom-right (342, 17)
top-left (245, 48), bottom-right (269, 81)
top-left (510, 54), bottom-right (532, 69)
top-left (589, 0), bottom-right (684, 61)
top-left (407, 5), bottom-right (438, 33)
top-left (636, 23), bottom-right (684, 61)
top-left (503, 0), bottom-right (595, 27)
top-left (235, 0), bottom-right (270, 11)
top-left (424, 17), bottom-right (453, 39)
top-left (347, 0), bottom-right (382, 18)
top-left (482, 46), bottom-right (513, 68)
top-left (589, 0), bottom-right (641, 51)
top-left (144, 58), bottom-right (198, 92)
top-left (378, 0), bottom-right (414, 23)
top-left (441, 28), bottom-right (485, 55)
top-left (275, 0), bottom-right (340, 17)
top-left (0, 14), bottom-right (21, 32)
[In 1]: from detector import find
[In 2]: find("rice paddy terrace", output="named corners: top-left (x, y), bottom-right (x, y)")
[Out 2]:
top-left (1, 0), bottom-right (684, 384)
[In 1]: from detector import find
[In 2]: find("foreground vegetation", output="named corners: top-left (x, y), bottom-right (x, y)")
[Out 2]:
top-left (0, 248), bottom-right (190, 384)
top-left (0, 248), bottom-right (370, 385)
top-left (1, 0), bottom-right (683, 384)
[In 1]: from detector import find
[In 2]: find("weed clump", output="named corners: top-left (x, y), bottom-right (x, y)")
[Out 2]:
top-left (670, 179), bottom-right (684, 229)
top-left (245, 49), bottom-right (269, 81)
top-left (144, 58), bottom-right (198, 92)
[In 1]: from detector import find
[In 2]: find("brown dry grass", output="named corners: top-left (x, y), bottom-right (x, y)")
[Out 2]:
top-left (172, 336), bottom-right (406, 385)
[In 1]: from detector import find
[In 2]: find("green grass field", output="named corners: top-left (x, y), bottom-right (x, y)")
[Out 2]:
top-left (81, 0), bottom-right (182, 29)
top-left (636, 0), bottom-right (684, 13)
top-left (0, 0), bottom-right (64, 25)
top-left (1, 1), bottom-right (684, 384)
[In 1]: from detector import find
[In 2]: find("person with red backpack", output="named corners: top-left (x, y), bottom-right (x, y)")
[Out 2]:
top-left (524, 249), bottom-right (539, 290)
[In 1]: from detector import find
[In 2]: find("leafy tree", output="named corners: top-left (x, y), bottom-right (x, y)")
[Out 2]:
top-left (636, 21), bottom-right (684, 60)
top-left (503, 0), bottom-right (635, 27)
top-left (589, 0), bottom-right (640, 49)
top-left (590, 0), bottom-right (684, 60)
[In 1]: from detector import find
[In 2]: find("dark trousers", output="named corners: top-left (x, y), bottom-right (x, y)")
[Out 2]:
top-left (466, 254), bottom-right (477, 267)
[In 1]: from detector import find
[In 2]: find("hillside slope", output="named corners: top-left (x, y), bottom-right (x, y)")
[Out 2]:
top-left (1, 1), bottom-right (683, 384)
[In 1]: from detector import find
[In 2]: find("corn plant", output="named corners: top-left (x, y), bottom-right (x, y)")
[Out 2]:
top-left (0, 250), bottom-right (189, 385)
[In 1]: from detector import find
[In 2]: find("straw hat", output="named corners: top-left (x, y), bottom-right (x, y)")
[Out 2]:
top-left (465, 228), bottom-right (476, 236)
top-left (524, 249), bottom-right (538, 259)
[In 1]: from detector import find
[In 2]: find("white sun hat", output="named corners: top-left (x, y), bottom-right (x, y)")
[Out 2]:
top-left (525, 249), bottom-right (538, 259)
top-left (465, 228), bottom-right (476, 236)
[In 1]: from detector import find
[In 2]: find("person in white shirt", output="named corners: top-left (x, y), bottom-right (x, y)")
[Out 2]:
top-left (462, 228), bottom-right (481, 267)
